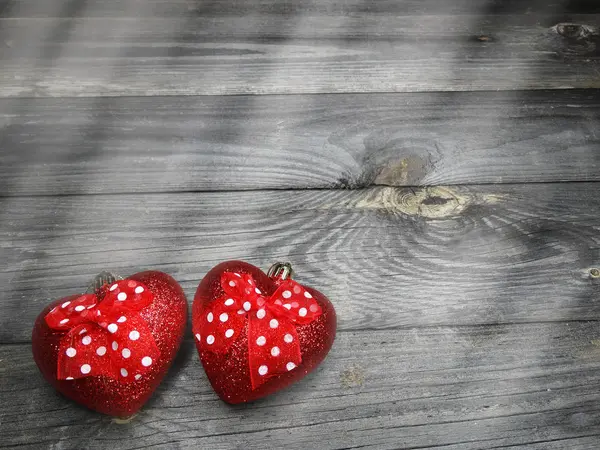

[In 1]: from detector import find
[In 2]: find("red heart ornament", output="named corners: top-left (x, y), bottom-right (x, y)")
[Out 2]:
top-left (192, 261), bottom-right (336, 404)
top-left (32, 271), bottom-right (188, 418)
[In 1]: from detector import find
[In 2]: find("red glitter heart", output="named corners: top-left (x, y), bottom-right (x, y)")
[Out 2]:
top-left (192, 261), bottom-right (336, 404)
top-left (32, 271), bottom-right (187, 418)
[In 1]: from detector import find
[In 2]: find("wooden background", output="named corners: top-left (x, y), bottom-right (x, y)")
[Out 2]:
top-left (1, 0), bottom-right (600, 448)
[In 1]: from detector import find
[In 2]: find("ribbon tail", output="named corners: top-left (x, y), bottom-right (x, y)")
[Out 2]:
top-left (56, 324), bottom-right (111, 380)
top-left (195, 295), bottom-right (246, 354)
top-left (103, 314), bottom-right (161, 382)
top-left (247, 313), bottom-right (302, 390)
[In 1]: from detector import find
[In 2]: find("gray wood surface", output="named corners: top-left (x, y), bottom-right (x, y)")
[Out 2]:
top-left (2, 323), bottom-right (600, 449)
top-left (1, 0), bottom-right (600, 448)
top-left (3, 0), bottom-right (599, 17)
top-left (2, 184), bottom-right (599, 343)
top-left (1, 12), bottom-right (599, 96)
top-left (2, 90), bottom-right (600, 195)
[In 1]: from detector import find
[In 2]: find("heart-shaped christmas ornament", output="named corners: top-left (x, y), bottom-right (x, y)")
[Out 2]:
top-left (32, 271), bottom-right (188, 418)
top-left (192, 261), bottom-right (336, 404)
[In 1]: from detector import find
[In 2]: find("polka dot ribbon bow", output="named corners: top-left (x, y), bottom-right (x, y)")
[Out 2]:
top-left (45, 279), bottom-right (160, 382)
top-left (199, 272), bottom-right (322, 390)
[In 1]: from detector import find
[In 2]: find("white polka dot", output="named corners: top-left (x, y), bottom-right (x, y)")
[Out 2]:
top-left (271, 346), bottom-right (280, 357)
top-left (117, 316), bottom-right (127, 323)
top-left (110, 284), bottom-right (118, 291)
top-left (66, 347), bottom-right (76, 357)
top-left (234, 272), bottom-right (241, 278)
top-left (274, 299), bottom-right (282, 305)
top-left (258, 365), bottom-right (268, 376)
top-left (80, 364), bottom-right (91, 374)
top-left (50, 307), bottom-right (57, 313)
top-left (135, 286), bottom-right (144, 294)
top-left (256, 336), bottom-right (266, 346)
top-left (87, 304), bottom-right (95, 309)
top-left (255, 287), bottom-right (261, 294)
top-left (283, 304), bottom-right (292, 310)
top-left (207, 312), bottom-right (213, 323)
top-left (247, 278), bottom-right (253, 285)
top-left (229, 280), bottom-right (236, 287)
top-left (293, 285), bottom-right (302, 294)
top-left (62, 301), bottom-right (71, 308)
top-left (127, 280), bottom-right (137, 288)
top-left (141, 356), bottom-right (152, 367)
top-left (224, 298), bottom-right (234, 306)
top-left (112, 341), bottom-right (118, 351)
top-left (59, 318), bottom-right (69, 325)
top-left (238, 309), bottom-right (246, 315)
top-left (195, 333), bottom-right (201, 341)
top-left (284, 334), bottom-right (294, 343)
top-left (117, 292), bottom-right (127, 301)
top-left (79, 328), bottom-right (87, 335)
top-left (129, 330), bottom-right (140, 341)
top-left (310, 304), bottom-right (319, 312)
top-left (122, 348), bottom-right (131, 358)
top-left (75, 305), bottom-right (85, 312)
top-left (243, 301), bottom-right (251, 311)
top-left (120, 368), bottom-right (128, 377)
top-left (304, 291), bottom-right (313, 299)
top-left (256, 309), bottom-right (266, 319)
top-left (220, 313), bottom-right (229, 323)
top-left (298, 308), bottom-right (307, 317)
top-left (66, 377), bottom-right (74, 380)
top-left (107, 323), bottom-right (118, 333)
top-left (135, 374), bottom-right (142, 380)
top-left (286, 362), bottom-right (296, 371)
top-left (96, 346), bottom-right (107, 356)
top-left (225, 329), bottom-right (234, 338)
top-left (82, 336), bottom-right (92, 345)
top-left (206, 335), bottom-right (215, 345)
top-left (282, 290), bottom-right (292, 299)
top-left (269, 319), bottom-right (279, 329)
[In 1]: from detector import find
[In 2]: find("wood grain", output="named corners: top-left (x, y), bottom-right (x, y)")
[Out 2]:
top-left (2, 322), bottom-right (600, 448)
top-left (3, 0), bottom-right (600, 18)
top-left (1, 184), bottom-right (599, 343)
top-left (2, 90), bottom-right (600, 195)
top-left (1, 13), bottom-right (599, 96)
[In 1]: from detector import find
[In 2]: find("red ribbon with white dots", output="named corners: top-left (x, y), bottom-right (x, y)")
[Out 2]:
top-left (45, 279), bottom-right (160, 382)
top-left (198, 272), bottom-right (322, 390)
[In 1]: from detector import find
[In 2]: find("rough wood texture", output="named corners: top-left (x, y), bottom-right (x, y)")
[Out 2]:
top-left (0, 13), bottom-right (599, 96)
top-left (2, 90), bottom-right (600, 195)
top-left (3, 0), bottom-right (600, 17)
top-left (1, 184), bottom-right (599, 343)
top-left (2, 323), bottom-right (600, 448)
top-left (1, 0), bottom-right (600, 447)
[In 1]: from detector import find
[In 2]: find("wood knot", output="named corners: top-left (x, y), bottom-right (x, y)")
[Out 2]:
top-left (555, 23), bottom-right (595, 41)
top-left (355, 187), bottom-right (470, 219)
top-left (340, 366), bottom-right (365, 388)
top-left (470, 34), bottom-right (494, 43)
top-left (590, 268), bottom-right (600, 278)
top-left (397, 187), bottom-right (469, 219)
top-left (549, 23), bottom-right (598, 57)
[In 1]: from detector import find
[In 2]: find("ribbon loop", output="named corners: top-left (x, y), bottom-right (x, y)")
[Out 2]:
top-left (45, 279), bottom-right (160, 383)
top-left (221, 272), bottom-right (264, 308)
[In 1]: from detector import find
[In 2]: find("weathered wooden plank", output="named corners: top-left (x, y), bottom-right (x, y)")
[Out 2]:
top-left (0, 14), bottom-right (599, 96)
top-left (1, 184), bottom-right (599, 343)
top-left (2, 90), bottom-right (600, 195)
top-left (2, 322), bottom-right (600, 448)
top-left (2, 0), bottom-right (599, 18)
